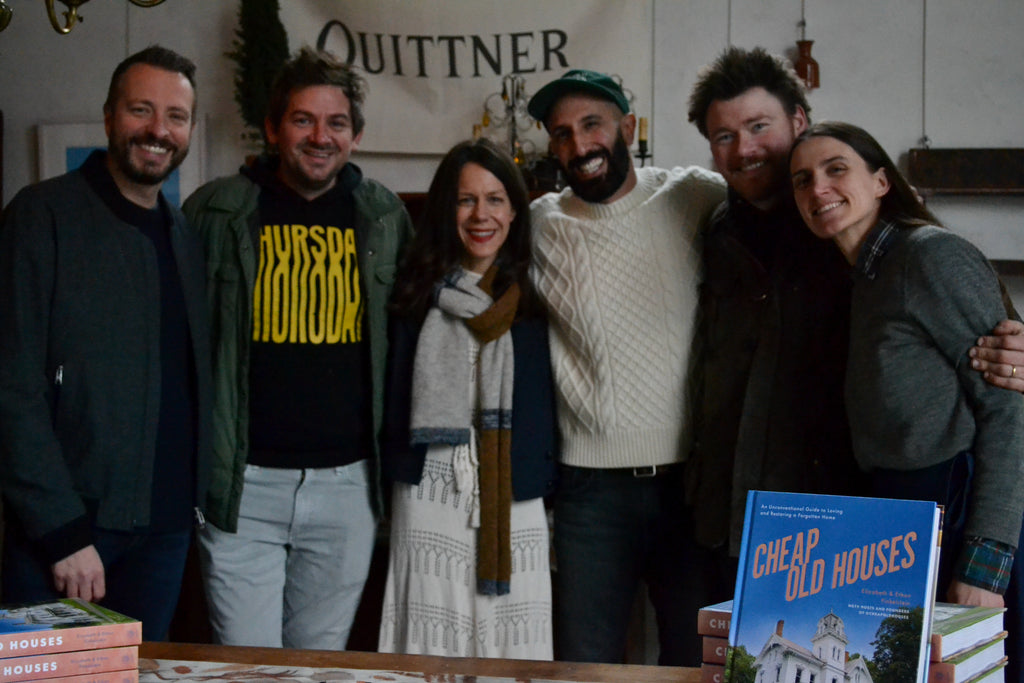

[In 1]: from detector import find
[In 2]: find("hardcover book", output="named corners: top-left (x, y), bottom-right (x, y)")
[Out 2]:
top-left (698, 600), bottom-right (733, 638)
top-left (726, 491), bottom-right (942, 683)
top-left (929, 602), bottom-right (1005, 661)
top-left (928, 632), bottom-right (1006, 683)
top-left (703, 635), bottom-right (728, 664)
top-left (40, 671), bottom-right (138, 683)
top-left (701, 662), bottom-right (725, 683)
top-left (0, 645), bottom-right (137, 682)
top-left (949, 657), bottom-right (1007, 683)
top-left (0, 599), bottom-right (140, 658)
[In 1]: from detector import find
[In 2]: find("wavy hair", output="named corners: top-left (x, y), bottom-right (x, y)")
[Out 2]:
top-left (688, 46), bottom-right (810, 139)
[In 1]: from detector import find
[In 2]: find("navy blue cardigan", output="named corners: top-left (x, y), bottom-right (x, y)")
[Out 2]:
top-left (380, 314), bottom-right (558, 501)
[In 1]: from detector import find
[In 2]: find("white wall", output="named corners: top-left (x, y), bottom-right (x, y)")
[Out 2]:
top-left (1, 0), bottom-right (1022, 261)
top-left (653, 0), bottom-right (1024, 262)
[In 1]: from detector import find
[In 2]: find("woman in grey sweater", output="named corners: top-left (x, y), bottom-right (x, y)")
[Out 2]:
top-left (789, 121), bottom-right (1024, 618)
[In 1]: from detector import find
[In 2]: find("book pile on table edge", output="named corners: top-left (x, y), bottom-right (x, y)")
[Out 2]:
top-left (696, 599), bottom-right (731, 683)
top-left (929, 602), bottom-right (1008, 683)
top-left (0, 598), bottom-right (140, 683)
top-left (697, 599), bottom-right (1009, 683)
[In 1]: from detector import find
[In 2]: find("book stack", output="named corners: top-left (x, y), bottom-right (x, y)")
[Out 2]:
top-left (0, 598), bottom-right (140, 683)
top-left (697, 599), bottom-right (731, 683)
top-left (929, 602), bottom-right (1008, 683)
top-left (698, 599), bottom-right (1009, 682)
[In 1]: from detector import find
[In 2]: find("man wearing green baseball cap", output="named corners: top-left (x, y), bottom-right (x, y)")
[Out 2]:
top-left (528, 69), bottom-right (725, 666)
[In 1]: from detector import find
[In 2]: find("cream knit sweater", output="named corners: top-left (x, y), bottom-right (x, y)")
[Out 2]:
top-left (531, 165), bottom-right (725, 469)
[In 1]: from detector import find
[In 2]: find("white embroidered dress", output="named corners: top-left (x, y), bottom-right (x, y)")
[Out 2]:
top-left (378, 278), bottom-right (552, 659)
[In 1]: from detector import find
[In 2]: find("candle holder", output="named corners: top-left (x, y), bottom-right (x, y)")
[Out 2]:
top-left (635, 139), bottom-right (651, 167)
top-left (480, 74), bottom-right (538, 165)
top-left (634, 116), bottom-right (651, 166)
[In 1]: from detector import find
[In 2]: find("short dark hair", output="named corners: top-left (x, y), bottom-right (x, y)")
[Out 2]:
top-left (104, 45), bottom-right (197, 116)
top-left (266, 46), bottom-right (366, 136)
top-left (391, 138), bottom-right (537, 321)
top-left (792, 121), bottom-right (940, 229)
top-left (688, 46), bottom-right (810, 139)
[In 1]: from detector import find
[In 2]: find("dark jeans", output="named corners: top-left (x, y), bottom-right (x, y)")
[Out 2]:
top-left (872, 451), bottom-right (1024, 683)
top-left (553, 464), bottom-right (712, 666)
top-left (2, 521), bottom-right (191, 641)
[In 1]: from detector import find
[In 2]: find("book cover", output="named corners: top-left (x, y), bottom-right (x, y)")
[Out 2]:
top-left (0, 645), bottom-right (137, 682)
top-left (726, 491), bottom-right (942, 683)
top-left (0, 599), bottom-right (140, 657)
top-left (698, 600), bottom-right (733, 638)
top-left (930, 602), bottom-right (1005, 661)
top-left (928, 632), bottom-right (1006, 683)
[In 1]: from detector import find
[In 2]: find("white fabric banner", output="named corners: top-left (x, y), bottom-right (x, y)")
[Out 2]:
top-left (280, 1), bottom-right (653, 154)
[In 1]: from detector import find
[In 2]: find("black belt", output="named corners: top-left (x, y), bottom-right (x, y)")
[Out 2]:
top-left (615, 463), bottom-right (680, 478)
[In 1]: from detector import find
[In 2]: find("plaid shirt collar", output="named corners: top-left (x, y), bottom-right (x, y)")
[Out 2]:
top-left (853, 219), bottom-right (898, 280)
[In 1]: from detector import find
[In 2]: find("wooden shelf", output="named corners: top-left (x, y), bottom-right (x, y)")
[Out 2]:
top-left (907, 148), bottom-right (1024, 195)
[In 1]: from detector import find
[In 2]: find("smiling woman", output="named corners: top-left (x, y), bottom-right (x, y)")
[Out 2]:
top-left (378, 138), bottom-right (556, 659)
top-left (790, 121), bottom-right (1024, 627)
top-left (455, 162), bottom-right (515, 274)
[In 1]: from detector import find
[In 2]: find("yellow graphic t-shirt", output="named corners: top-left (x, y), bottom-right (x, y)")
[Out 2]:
top-left (247, 177), bottom-right (371, 468)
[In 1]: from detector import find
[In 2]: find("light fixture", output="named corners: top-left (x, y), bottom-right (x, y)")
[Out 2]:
top-left (0, 0), bottom-right (167, 35)
top-left (0, 1), bottom-right (11, 31)
top-left (794, 0), bottom-right (820, 90)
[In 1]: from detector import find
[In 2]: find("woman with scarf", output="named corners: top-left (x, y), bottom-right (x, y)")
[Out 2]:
top-left (377, 138), bottom-right (557, 659)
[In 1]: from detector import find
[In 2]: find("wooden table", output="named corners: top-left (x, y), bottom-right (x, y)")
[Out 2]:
top-left (140, 641), bottom-right (702, 683)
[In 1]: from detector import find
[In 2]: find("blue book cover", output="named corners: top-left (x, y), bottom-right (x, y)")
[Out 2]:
top-left (726, 491), bottom-right (941, 683)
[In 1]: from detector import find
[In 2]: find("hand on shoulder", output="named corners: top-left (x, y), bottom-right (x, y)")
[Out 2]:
top-left (970, 319), bottom-right (1024, 393)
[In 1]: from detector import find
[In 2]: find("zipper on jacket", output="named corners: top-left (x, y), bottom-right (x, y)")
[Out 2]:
top-left (194, 506), bottom-right (206, 529)
top-left (54, 365), bottom-right (63, 385)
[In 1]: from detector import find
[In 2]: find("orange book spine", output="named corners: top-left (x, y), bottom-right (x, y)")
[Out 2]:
top-left (37, 670), bottom-right (138, 683)
top-left (703, 635), bottom-right (728, 664)
top-left (927, 660), bottom-right (953, 683)
top-left (0, 645), bottom-right (137, 682)
top-left (697, 608), bottom-right (731, 637)
top-left (701, 662), bottom-right (725, 683)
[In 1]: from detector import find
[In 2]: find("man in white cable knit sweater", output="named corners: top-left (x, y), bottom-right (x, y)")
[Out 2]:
top-left (527, 70), bottom-right (725, 666)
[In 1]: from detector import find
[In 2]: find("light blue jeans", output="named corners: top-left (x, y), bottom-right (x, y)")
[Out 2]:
top-left (198, 462), bottom-right (376, 649)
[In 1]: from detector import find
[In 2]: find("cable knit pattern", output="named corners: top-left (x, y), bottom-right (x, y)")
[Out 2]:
top-left (531, 166), bottom-right (725, 468)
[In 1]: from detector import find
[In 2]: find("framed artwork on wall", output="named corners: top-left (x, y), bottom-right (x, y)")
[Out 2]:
top-left (37, 121), bottom-right (205, 206)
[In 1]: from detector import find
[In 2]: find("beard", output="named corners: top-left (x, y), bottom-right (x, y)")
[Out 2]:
top-left (564, 131), bottom-right (632, 203)
top-left (107, 133), bottom-right (189, 186)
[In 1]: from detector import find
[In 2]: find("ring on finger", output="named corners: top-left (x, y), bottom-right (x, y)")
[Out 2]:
top-left (1013, 366), bottom-right (1018, 378)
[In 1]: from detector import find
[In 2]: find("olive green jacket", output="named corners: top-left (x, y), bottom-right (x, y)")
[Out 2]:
top-left (183, 163), bottom-right (413, 532)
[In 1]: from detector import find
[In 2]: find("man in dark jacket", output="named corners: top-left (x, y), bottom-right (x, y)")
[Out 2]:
top-left (685, 47), bottom-right (860, 568)
top-left (0, 45), bottom-right (212, 641)
top-left (183, 47), bottom-right (413, 650)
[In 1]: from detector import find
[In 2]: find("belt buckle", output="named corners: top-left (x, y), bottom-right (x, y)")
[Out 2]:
top-left (632, 465), bottom-right (657, 478)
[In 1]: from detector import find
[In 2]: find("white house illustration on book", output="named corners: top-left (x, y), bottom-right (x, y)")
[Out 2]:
top-left (753, 611), bottom-right (872, 683)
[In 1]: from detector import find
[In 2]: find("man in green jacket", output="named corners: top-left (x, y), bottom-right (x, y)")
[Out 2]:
top-left (183, 47), bottom-right (413, 650)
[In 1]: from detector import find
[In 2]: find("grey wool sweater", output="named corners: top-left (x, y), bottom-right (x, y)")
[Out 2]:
top-left (846, 223), bottom-right (1024, 547)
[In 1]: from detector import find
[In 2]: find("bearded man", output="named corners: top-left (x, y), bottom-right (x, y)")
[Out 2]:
top-left (527, 70), bottom-right (725, 666)
top-left (0, 45), bottom-right (211, 641)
